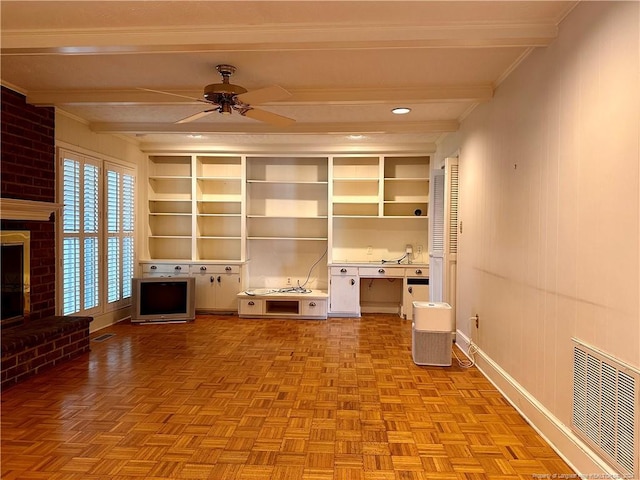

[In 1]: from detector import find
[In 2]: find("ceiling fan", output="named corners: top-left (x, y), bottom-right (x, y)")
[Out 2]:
top-left (142, 64), bottom-right (295, 127)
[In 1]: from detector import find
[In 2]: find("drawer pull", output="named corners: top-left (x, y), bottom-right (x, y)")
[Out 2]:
top-left (150, 265), bottom-right (157, 270)
top-left (378, 268), bottom-right (385, 274)
top-left (415, 269), bottom-right (422, 274)
top-left (248, 301), bottom-right (255, 306)
top-left (175, 265), bottom-right (181, 270)
top-left (309, 302), bottom-right (316, 307)
top-left (340, 268), bottom-right (347, 273)
top-left (225, 266), bottom-right (232, 271)
top-left (200, 266), bottom-right (207, 271)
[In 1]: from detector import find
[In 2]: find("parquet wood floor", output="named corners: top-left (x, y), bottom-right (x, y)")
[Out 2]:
top-left (1, 315), bottom-right (575, 480)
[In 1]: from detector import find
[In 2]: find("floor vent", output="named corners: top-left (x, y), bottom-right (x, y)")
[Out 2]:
top-left (572, 339), bottom-right (639, 478)
top-left (92, 333), bottom-right (116, 343)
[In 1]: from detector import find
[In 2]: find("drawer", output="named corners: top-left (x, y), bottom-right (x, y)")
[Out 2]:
top-left (359, 266), bottom-right (404, 278)
top-left (330, 266), bottom-right (358, 276)
top-left (190, 264), bottom-right (240, 275)
top-left (239, 298), bottom-right (264, 315)
top-left (142, 263), bottom-right (190, 276)
top-left (405, 267), bottom-right (428, 277)
top-left (300, 298), bottom-right (327, 317)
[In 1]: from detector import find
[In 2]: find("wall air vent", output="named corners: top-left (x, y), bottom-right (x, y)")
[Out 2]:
top-left (572, 339), bottom-right (639, 478)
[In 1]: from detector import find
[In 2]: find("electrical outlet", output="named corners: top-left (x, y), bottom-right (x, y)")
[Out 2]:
top-left (416, 245), bottom-right (423, 254)
top-left (366, 246), bottom-right (373, 255)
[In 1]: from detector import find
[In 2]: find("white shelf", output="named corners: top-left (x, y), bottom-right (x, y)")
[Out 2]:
top-left (248, 237), bottom-right (328, 241)
top-left (247, 180), bottom-right (328, 185)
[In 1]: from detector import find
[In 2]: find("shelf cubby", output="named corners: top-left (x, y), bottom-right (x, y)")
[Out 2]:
top-left (149, 214), bottom-right (192, 237)
top-left (196, 238), bottom-right (242, 261)
top-left (196, 155), bottom-right (242, 178)
top-left (197, 215), bottom-right (241, 237)
top-left (149, 199), bottom-right (192, 214)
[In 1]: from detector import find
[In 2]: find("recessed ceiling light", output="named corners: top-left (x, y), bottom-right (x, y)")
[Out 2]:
top-left (391, 107), bottom-right (411, 115)
top-left (347, 134), bottom-right (365, 140)
top-left (188, 134), bottom-right (204, 139)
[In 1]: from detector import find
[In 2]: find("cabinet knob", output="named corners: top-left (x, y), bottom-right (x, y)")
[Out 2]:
top-left (200, 266), bottom-right (207, 271)
top-left (248, 301), bottom-right (255, 306)
top-left (408, 286), bottom-right (413, 294)
top-left (378, 268), bottom-right (385, 274)
top-left (150, 265), bottom-right (157, 270)
top-left (175, 265), bottom-right (181, 270)
top-left (350, 279), bottom-right (355, 286)
top-left (309, 302), bottom-right (316, 307)
top-left (225, 266), bottom-right (232, 271)
top-left (415, 269), bottom-right (422, 274)
top-left (210, 276), bottom-right (214, 283)
top-left (217, 276), bottom-right (221, 283)
top-left (340, 268), bottom-right (347, 273)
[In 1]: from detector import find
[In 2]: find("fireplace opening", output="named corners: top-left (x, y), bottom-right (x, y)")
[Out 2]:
top-left (0, 230), bottom-right (30, 328)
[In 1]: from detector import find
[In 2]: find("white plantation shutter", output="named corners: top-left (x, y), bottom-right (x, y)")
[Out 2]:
top-left (60, 154), bottom-right (100, 315)
top-left (106, 164), bottom-right (135, 307)
top-left (58, 150), bottom-right (136, 316)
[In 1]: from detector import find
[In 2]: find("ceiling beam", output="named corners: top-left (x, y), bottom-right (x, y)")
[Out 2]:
top-left (90, 120), bottom-right (460, 135)
top-left (2, 23), bottom-right (558, 55)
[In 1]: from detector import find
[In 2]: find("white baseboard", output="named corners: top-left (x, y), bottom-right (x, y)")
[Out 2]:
top-left (455, 329), bottom-right (617, 478)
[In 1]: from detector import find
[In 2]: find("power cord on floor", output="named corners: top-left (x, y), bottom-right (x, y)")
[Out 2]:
top-left (453, 342), bottom-right (478, 368)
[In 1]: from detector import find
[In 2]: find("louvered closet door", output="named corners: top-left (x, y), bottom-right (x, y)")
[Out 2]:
top-left (429, 169), bottom-right (445, 302)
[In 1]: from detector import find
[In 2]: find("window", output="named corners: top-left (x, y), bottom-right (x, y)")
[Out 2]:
top-left (58, 150), bottom-right (136, 316)
top-left (105, 163), bottom-right (136, 310)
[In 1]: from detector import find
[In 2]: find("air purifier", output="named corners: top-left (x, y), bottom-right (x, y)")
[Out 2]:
top-left (412, 302), bottom-right (453, 366)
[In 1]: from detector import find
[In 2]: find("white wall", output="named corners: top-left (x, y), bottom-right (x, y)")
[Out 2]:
top-left (55, 111), bottom-right (146, 331)
top-left (437, 1), bottom-right (639, 475)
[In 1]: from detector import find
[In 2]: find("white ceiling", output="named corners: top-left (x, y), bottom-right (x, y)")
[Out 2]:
top-left (1, 1), bottom-right (577, 152)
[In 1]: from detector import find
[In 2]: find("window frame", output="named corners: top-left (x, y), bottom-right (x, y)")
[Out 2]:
top-left (56, 148), bottom-right (137, 317)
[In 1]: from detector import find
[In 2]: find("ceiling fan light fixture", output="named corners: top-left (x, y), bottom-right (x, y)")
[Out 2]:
top-left (391, 107), bottom-right (411, 115)
top-left (220, 103), bottom-right (232, 115)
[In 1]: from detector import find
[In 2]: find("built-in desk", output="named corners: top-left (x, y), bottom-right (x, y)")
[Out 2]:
top-left (328, 263), bottom-right (429, 318)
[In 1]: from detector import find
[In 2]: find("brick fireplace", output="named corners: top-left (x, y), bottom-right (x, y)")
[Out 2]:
top-left (1, 86), bottom-right (57, 323)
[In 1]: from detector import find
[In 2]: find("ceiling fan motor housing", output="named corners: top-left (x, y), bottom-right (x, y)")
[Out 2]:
top-left (204, 64), bottom-right (248, 102)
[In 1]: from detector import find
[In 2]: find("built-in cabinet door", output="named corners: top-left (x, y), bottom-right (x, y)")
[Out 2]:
top-left (330, 274), bottom-right (360, 316)
top-left (192, 270), bottom-right (218, 310)
top-left (403, 278), bottom-right (429, 320)
top-left (190, 265), bottom-right (241, 311)
top-left (216, 272), bottom-right (241, 311)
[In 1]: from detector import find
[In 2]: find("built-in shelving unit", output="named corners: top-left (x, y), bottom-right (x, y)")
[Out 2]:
top-left (195, 155), bottom-right (244, 261)
top-left (383, 156), bottom-right (430, 217)
top-left (147, 155), bottom-right (193, 260)
top-left (328, 155), bottom-right (430, 264)
top-left (141, 152), bottom-right (430, 306)
top-left (246, 157), bottom-right (328, 241)
top-left (331, 156), bottom-right (381, 217)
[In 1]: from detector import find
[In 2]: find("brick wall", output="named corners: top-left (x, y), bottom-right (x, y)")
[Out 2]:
top-left (1, 86), bottom-right (57, 320)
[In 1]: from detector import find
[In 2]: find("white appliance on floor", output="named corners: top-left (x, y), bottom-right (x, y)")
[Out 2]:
top-left (412, 301), bottom-right (454, 366)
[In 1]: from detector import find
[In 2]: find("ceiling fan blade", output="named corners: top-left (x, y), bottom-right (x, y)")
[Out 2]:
top-left (138, 87), bottom-right (209, 104)
top-left (236, 85), bottom-right (291, 106)
top-left (176, 110), bottom-right (217, 124)
top-left (242, 107), bottom-right (295, 127)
